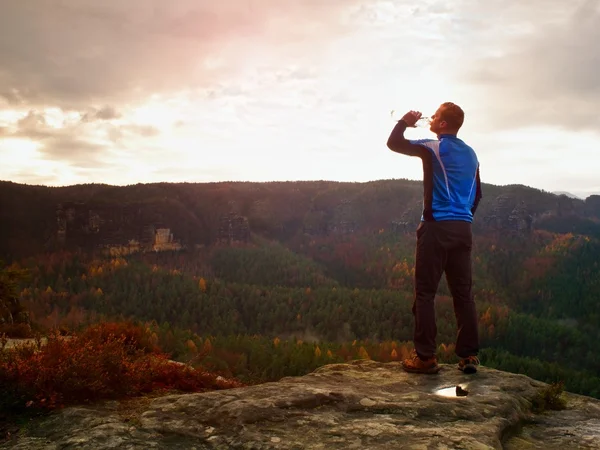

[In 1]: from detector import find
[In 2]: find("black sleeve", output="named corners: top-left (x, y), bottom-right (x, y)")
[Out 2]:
top-left (471, 167), bottom-right (482, 215)
top-left (386, 120), bottom-right (429, 158)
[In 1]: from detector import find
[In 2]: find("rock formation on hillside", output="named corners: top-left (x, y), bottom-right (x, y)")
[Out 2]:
top-left (507, 201), bottom-right (533, 233)
top-left (4, 360), bottom-right (600, 449)
top-left (5, 181), bottom-right (600, 260)
top-left (0, 298), bottom-right (29, 333)
top-left (0, 301), bottom-right (29, 329)
top-left (55, 202), bottom-right (183, 254)
top-left (585, 195), bottom-right (600, 217)
top-left (218, 213), bottom-right (251, 244)
top-left (485, 195), bottom-right (533, 234)
top-left (0, 267), bottom-right (30, 335)
top-left (327, 199), bottom-right (358, 235)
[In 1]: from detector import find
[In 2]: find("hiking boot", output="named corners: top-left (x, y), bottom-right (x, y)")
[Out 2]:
top-left (458, 356), bottom-right (480, 374)
top-left (402, 350), bottom-right (441, 374)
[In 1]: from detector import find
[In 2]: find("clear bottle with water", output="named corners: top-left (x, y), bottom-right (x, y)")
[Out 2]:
top-left (390, 110), bottom-right (431, 127)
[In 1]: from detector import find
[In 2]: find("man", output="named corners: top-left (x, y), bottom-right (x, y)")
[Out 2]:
top-left (386, 102), bottom-right (482, 375)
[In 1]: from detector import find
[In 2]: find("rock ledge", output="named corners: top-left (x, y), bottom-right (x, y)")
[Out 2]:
top-left (3, 360), bottom-right (600, 449)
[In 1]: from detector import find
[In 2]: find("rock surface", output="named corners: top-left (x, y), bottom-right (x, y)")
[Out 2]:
top-left (3, 360), bottom-right (600, 449)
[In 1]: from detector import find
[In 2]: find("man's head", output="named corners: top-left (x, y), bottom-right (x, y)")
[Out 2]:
top-left (429, 102), bottom-right (464, 135)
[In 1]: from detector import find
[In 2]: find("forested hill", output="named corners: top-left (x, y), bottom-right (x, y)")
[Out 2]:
top-left (2, 179), bottom-right (600, 260)
top-left (2, 179), bottom-right (600, 398)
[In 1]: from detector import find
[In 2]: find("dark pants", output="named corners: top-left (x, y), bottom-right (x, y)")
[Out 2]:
top-left (412, 220), bottom-right (479, 359)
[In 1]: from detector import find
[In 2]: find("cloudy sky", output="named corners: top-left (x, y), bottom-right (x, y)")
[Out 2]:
top-left (1, 0), bottom-right (598, 197)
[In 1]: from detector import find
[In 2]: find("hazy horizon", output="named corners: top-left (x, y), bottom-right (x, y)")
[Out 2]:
top-left (1, 0), bottom-right (598, 198)
top-left (1, 177), bottom-right (594, 201)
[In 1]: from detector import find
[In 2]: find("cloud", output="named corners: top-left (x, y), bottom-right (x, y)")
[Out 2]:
top-left (37, 137), bottom-right (110, 169)
top-left (107, 124), bottom-right (160, 143)
top-left (0, 0), bottom-right (392, 182)
top-left (2, 170), bottom-right (60, 186)
top-left (0, 88), bottom-right (25, 106)
top-left (0, 0), bottom-right (366, 110)
top-left (458, 0), bottom-right (600, 131)
top-left (1, 109), bottom-right (162, 169)
top-left (17, 111), bottom-right (47, 131)
top-left (81, 106), bottom-right (121, 122)
top-left (8, 111), bottom-right (108, 167)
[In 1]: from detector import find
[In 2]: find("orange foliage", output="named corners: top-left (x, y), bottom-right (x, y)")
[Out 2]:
top-left (398, 344), bottom-right (412, 361)
top-left (0, 322), bottom-right (242, 414)
top-left (437, 343), bottom-right (456, 360)
top-left (81, 321), bottom-right (160, 354)
top-left (186, 340), bottom-right (198, 353)
top-left (198, 277), bottom-right (207, 292)
top-left (543, 233), bottom-right (575, 253)
top-left (388, 258), bottom-right (415, 289)
top-left (357, 346), bottom-right (370, 360)
top-left (480, 307), bottom-right (493, 326)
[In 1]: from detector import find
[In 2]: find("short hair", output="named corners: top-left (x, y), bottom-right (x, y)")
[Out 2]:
top-left (439, 102), bottom-right (464, 130)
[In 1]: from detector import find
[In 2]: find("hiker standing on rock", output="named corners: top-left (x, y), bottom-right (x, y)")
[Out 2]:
top-left (386, 102), bottom-right (482, 375)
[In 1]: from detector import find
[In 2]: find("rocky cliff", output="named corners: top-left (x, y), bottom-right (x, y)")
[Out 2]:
top-left (4, 360), bottom-right (599, 449)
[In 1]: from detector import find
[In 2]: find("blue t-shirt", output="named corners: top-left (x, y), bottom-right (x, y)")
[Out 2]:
top-left (409, 135), bottom-right (480, 222)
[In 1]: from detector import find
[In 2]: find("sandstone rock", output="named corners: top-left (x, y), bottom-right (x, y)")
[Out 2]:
top-left (485, 195), bottom-right (533, 234)
top-left (3, 361), bottom-right (600, 449)
top-left (0, 282), bottom-right (30, 331)
top-left (218, 213), bottom-right (250, 244)
top-left (585, 195), bottom-right (600, 218)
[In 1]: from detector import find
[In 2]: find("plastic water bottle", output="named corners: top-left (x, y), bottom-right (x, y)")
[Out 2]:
top-left (390, 110), bottom-right (431, 127)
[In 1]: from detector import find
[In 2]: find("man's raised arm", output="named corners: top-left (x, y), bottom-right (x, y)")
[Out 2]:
top-left (386, 119), bottom-right (430, 157)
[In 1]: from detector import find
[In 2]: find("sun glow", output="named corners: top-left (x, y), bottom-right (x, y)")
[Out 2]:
top-left (128, 94), bottom-right (194, 129)
top-left (0, 138), bottom-right (41, 166)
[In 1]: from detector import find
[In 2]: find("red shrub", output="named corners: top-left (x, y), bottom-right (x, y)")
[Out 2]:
top-left (79, 321), bottom-right (160, 355)
top-left (0, 323), bottom-right (32, 338)
top-left (0, 322), bottom-right (243, 414)
top-left (132, 355), bottom-right (243, 393)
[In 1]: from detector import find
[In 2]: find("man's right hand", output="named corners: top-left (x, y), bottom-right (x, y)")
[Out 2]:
top-left (401, 110), bottom-right (422, 127)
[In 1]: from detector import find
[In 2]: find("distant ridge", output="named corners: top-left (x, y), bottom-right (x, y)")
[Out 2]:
top-left (553, 191), bottom-right (583, 200)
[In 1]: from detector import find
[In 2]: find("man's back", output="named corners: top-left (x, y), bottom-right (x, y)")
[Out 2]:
top-left (409, 135), bottom-right (480, 222)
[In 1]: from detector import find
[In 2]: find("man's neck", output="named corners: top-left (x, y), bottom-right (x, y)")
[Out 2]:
top-left (438, 132), bottom-right (458, 139)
